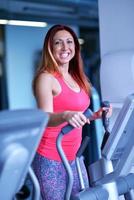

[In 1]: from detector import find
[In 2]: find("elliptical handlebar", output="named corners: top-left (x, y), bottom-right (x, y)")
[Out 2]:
top-left (101, 101), bottom-right (111, 150)
top-left (56, 108), bottom-right (93, 200)
top-left (101, 101), bottom-right (110, 132)
top-left (61, 109), bottom-right (94, 135)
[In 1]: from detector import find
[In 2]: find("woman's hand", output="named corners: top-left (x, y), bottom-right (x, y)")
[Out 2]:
top-left (63, 111), bottom-right (90, 128)
top-left (93, 104), bottom-right (112, 120)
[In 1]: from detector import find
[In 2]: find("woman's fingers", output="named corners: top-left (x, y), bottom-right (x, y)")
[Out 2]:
top-left (63, 111), bottom-right (90, 128)
top-left (68, 112), bottom-right (89, 128)
top-left (102, 104), bottom-right (112, 118)
top-left (102, 104), bottom-right (112, 117)
top-left (86, 119), bottom-right (90, 124)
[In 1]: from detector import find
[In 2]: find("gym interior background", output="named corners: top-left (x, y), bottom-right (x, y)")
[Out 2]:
top-left (1, 1), bottom-right (134, 199)
top-left (0, 0), bottom-right (100, 110)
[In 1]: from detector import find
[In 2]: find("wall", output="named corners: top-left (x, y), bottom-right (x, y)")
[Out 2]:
top-left (98, 0), bottom-right (134, 58)
top-left (98, 0), bottom-right (134, 129)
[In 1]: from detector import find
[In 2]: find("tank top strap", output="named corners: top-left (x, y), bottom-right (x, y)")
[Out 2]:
top-left (53, 73), bottom-right (81, 93)
top-left (53, 74), bottom-right (67, 90)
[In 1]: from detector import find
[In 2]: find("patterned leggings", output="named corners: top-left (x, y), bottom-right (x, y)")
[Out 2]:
top-left (32, 153), bottom-right (89, 200)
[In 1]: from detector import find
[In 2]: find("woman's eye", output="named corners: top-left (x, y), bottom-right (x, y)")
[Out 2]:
top-left (55, 41), bottom-right (61, 45)
top-left (67, 40), bottom-right (73, 44)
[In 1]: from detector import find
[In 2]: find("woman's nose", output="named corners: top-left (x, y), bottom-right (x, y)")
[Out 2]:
top-left (61, 42), bottom-right (68, 50)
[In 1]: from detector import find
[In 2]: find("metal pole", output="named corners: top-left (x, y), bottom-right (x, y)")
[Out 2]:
top-left (28, 167), bottom-right (41, 200)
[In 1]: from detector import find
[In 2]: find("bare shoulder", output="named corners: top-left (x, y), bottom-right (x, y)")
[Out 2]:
top-left (35, 72), bottom-right (61, 96)
top-left (37, 72), bottom-right (54, 83)
top-left (35, 72), bottom-right (54, 94)
top-left (36, 72), bottom-right (57, 89)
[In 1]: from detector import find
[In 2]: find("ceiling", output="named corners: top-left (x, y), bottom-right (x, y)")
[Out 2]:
top-left (0, 0), bottom-right (98, 28)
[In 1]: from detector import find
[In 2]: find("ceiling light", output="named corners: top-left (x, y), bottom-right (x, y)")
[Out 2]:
top-left (0, 19), bottom-right (47, 27)
top-left (0, 19), bottom-right (8, 25)
top-left (78, 38), bottom-right (85, 45)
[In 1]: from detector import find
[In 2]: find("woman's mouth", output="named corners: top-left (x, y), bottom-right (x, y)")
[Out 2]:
top-left (60, 53), bottom-right (69, 59)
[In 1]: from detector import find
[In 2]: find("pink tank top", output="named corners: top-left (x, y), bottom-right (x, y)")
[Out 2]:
top-left (37, 75), bottom-right (90, 161)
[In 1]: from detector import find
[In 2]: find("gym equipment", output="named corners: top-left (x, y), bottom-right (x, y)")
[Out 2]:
top-left (89, 94), bottom-right (134, 199)
top-left (56, 93), bottom-right (134, 200)
top-left (0, 109), bottom-right (49, 200)
top-left (100, 101), bottom-right (110, 150)
top-left (56, 109), bottom-right (94, 200)
top-left (89, 87), bottom-right (104, 162)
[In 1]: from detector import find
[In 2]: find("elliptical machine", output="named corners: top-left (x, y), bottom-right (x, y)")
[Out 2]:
top-left (56, 93), bottom-right (134, 200)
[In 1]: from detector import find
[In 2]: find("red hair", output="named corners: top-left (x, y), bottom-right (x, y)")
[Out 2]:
top-left (33, 24), bottom-right (91, 95)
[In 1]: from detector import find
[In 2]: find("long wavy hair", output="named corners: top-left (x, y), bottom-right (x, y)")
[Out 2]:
top-left (33, 24), bottom-right (91, 95)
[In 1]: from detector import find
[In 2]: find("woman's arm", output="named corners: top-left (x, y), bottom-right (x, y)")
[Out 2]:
top-left (35, 73), bottom-right (88, 128)
top-left (91, 105), bottom-right (112, 120)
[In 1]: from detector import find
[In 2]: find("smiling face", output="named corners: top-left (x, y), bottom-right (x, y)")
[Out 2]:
top-left (52, 30), bottom-right (75, 66)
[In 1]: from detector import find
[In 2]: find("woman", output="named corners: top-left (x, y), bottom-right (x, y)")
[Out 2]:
top-left (32, 24), bottom-right (111, 200)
